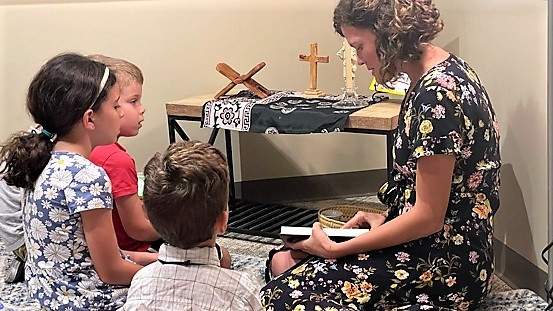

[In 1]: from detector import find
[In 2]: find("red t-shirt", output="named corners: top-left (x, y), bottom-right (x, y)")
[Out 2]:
top-left (89, 143), bottom-right (150, 252)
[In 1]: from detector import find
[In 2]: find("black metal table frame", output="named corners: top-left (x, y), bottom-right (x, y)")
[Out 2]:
top-left (167, 114), bottom-right (395, 238)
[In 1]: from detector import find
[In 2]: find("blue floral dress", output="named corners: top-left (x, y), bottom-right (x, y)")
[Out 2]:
top-left (260, 54), bottom-right (501, 310)
top-left (23, 151), bottom-right (128, 310)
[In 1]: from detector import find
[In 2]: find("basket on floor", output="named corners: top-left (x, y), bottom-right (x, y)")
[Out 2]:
top-left (318, 203), bottom-right (387, 229)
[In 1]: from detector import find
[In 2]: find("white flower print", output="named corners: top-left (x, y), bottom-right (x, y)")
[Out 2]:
top-left (30, 218), bottom-right (48, 241)
top-left (44, 187), bottom-right (58, 200)
top-left (24, 153), bottom-right (126, 309)
top-left (452, 234), bottom-right (464, 245)
top-left (469, 251), bottom-right (479, 264)
top-left (44, 244), bottom-right (71, 263)
top-left (64, 188), bottom-right (76, 203)
top-left (49, 208), bottom-right (69, 223)
top-left (89, 183), bottom-right (104, 196)
top-left (395, 252), bottom-right (410, 263)
top-left (290, 290), bottom-right (303, 299)
top-left (50, 228), bottom-right (69, 243)
top-left (431, 104), bottom-right (446, 119)
top-left (87, 198), bottom-right (107, 210)
top-left (50, 169), bottom-right (73, 189)
top-left (56, 286), bottom-right (76, 304)
top-left (74, 197), bottom-right (86, 206)
top-left (74, 166), bottom-right (101, 184)
top-left (417, 293), bottom-right (430, 303)
top-left (53, 155), bottom-right (74, 170)
top-left (27, 241), bottom-right (43, 259)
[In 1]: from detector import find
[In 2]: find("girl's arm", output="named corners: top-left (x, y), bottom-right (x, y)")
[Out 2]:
top-left (122, 250), bottom-right (158, 266)
top-left (116, 194), bottom-right (160, 241)
top-left (290, 154), bottom-right (454, 258)
top-left (81, 208), bottom-right (143, 285)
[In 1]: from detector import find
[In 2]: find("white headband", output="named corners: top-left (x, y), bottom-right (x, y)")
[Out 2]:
top-left (88, 66), bottom-right (110, 110)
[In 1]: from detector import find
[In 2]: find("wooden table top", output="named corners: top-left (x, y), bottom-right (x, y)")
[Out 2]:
top-left (166, 94), bottom-right (402, 131)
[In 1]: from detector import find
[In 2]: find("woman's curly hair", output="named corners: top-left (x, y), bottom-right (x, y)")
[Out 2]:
top-left (333, 0), bottom-right (444, 83)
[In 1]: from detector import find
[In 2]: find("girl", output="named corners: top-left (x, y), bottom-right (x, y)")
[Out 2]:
top-left (0, 53), bottom-right (157, 310)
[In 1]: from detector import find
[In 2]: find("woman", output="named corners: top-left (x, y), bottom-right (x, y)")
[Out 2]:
top-left (261, 0), bottom-right (501, 310)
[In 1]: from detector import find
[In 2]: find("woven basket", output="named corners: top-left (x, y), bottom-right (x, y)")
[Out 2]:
top-left (318, 203), bottom-right (387, 229)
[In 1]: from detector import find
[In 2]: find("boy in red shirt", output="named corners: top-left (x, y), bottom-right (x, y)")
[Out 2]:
top-left (89, 55), bottom-right (160, 252)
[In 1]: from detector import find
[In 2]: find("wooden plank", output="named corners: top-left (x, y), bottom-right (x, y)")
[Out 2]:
top-left (165, 95), bottom-right (402, 131)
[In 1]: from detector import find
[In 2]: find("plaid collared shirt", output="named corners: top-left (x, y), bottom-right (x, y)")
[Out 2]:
top-left (122, 244), bottom-right (263, 311)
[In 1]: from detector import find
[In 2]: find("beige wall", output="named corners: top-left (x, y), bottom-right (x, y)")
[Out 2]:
top-left (434, 0), bottom-right (548, 271)
top-left (0, 0), bottom-right (548, 271)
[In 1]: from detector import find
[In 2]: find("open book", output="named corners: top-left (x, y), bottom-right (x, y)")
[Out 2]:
top-left (280, 226), bottom-right (369, 243)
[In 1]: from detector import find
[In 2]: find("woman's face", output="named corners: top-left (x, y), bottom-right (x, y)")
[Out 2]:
top-left (341, 25), bottom-right (383, 82)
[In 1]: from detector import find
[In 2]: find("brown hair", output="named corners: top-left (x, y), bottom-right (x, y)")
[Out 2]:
top-left (143, 141), bottom-right (229, 249)
top-left (333, 0), bottom-right (444, 82)
top-left (88, 54), bottom-right (144, 86)
top-left (0, 53), bottom-right (116, 189)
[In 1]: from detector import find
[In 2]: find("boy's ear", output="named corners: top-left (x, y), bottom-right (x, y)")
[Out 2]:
top-left (82, 109), bottom-right (96, 130)
top-left (215, 209), bottom-right (229, 235)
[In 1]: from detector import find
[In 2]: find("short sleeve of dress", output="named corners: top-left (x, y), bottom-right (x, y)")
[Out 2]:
top-left (64, 164), bottom-right (113, 215)
top-left (407, 74), bottom-right (465, 160)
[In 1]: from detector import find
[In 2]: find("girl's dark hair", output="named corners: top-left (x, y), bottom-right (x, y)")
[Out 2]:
top-left (333, 0), bottom-right (444, 83)
top-left (0, 53), bottom-right (117, 189)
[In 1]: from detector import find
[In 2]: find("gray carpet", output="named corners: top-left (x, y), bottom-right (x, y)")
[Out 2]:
top-left (0, 194), bottom-right (547, 310)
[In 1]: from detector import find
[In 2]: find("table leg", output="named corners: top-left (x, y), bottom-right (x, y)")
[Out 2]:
top-left (224, 130), bottom-right (236, 200)
top-left (208, 128), bottom-right (220, 145)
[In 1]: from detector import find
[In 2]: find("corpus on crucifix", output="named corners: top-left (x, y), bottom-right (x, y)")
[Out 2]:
top-left (299, 43), bottom-right (329, 97)
top-left (337, 39), bottom-right (358, 99)
top-left (333, 39), bottom-right (369, 109)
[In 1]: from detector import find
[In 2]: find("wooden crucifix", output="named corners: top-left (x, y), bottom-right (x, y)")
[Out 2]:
top-left (299, 43), bottom-right (329, 97)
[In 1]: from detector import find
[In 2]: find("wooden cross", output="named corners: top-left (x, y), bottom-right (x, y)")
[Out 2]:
top-left (214, 62), bottom-right (271, 99)
top-left (299, 43), bottom-right (329, 97)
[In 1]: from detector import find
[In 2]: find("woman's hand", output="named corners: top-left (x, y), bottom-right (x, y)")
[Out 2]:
top-left (286, 222), bottom-right (338, 259)
top-left (342, 211), bottom-right (386, 230)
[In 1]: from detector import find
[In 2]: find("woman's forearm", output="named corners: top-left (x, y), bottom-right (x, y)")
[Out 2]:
top-left (332, 205), bottom-right (443, 258)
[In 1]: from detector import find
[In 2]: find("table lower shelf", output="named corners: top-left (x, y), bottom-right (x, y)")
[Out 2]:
top-left (228, 199), bottom-right (318, 239)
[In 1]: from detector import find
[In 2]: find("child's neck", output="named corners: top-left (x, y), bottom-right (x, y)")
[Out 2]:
top-left (197, 237), bottom-right (217, 248)
top-left (53, 132), bottom-right (93, 158)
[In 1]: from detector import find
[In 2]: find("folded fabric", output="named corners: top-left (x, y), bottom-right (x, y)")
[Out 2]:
top-left (201, 91), bottom-right (372, 134)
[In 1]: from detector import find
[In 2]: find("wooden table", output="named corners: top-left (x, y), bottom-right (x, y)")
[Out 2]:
top-left (165, 94), bottom-right (401, 238)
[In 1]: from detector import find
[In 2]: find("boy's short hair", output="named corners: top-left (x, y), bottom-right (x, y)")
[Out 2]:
top-left (88, 54), bottom-right (144, 86)
top-left (143, 141), bottom-right (229, 249)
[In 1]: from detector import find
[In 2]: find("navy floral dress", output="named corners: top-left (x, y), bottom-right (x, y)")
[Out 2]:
top-left (24, 152), bottom-right (128, 310)
top-left (260, 54), bottom-right (501, 311)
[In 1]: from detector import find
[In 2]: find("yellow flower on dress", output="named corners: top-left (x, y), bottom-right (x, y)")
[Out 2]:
top-left (341, 281), bottom-right (361, 299)
top-left (414, 146), bottom-right (426, 158)
top-left (324, 307), bottom-right (338, 311)
top-left (419, 120), bottom-right (433, 135)
top-left (404, 189), bottom-right (411, 200)
top-left (355, 293), bottom-right (370, 304)
top-left (291, 264), bottom-right (306, 275)
top-left (480, 269), bottom-right (488, 282)
top-left (394, 269), bottom-right (409, 280)
top-left (472, 202), bottom-right (491, 219)
top-left (360, 281), bottom-right (374, 293)
top-left (293, 305), bottom-right (306, 311)
top-left (476, 193), bottom-right (487, 202)
top-left (288, 279), bottom-right (300, 289)
top-left (452, 234), bottom-right (464, 245)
